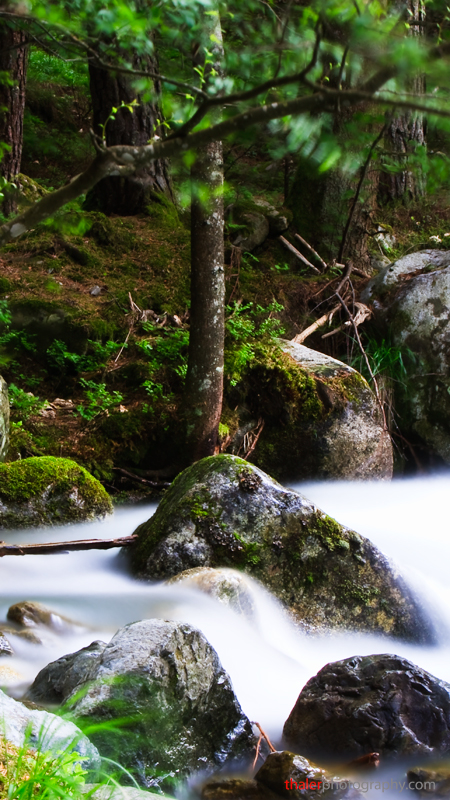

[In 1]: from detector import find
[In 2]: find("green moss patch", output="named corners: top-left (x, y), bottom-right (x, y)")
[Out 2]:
top-left (0, 456), bottom-right (112, 527)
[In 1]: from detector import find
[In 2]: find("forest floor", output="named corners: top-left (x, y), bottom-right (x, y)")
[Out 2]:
top-left (3, 51), bottom-right (450, 493)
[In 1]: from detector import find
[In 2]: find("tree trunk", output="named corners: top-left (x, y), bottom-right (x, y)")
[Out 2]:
top-left (380, 0), bottom-right (426, 201)
top-left (184, 12), bottom-right (225, 463)
top-left (0, 22), bottom-right (28, 217)
top-left (87, 57), bottom-right (172, 215)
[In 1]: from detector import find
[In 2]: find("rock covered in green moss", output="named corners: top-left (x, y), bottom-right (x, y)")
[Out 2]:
top-left (0, 376), bottom-right (9, 462)
top-left (229, 342), bottom-right (392, 481)
top-left (130, 455), bottom-right (432, 641)
top-left (0, 456), bottom-right (112, 527)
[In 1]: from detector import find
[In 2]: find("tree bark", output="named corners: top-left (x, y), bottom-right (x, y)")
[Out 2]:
top-left (380, 0), bottom-right (426, 201)
top-left (184, 139), bottom-right (225, 462)
top-left (0, 21), bottom-right (28, 217)
top-left (184, 12), bottom-right (225, 463)
top-left (88, 56), bottom-right (172, 215)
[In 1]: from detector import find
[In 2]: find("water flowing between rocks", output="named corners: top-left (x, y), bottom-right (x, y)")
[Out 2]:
top-left (1, 474), bottom-right (449, 748)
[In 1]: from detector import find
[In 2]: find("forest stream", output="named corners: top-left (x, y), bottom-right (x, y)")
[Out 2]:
top-left (0, 473), bottom-right (448, 751)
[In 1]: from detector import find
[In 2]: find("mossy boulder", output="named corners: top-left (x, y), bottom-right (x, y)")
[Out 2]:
top-left (363, 253), bottom-right (450, 464)
top-left (0, 456), bottom-right (112, 527)
top-left (229, 342), bottom-right (392, 481)
top-left (130, 455), bottom-right (432, 641)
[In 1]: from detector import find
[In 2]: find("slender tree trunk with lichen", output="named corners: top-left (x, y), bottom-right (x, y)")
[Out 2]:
top-left (184, 11), bottom-right (225, 462)
top-left (0, 20), bottom-right (28, 217)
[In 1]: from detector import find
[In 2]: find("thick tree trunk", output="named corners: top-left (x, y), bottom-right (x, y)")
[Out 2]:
top-left (380, 0), bottom-right (426, 201)
top-left (290, 109), bottom-right (381, 270)
top-left (88, 58), bottom-right (172, 215)
top-left (0, 22), bottom-right (28, 217)
top-left (184, 139), bottom-right (225, 462)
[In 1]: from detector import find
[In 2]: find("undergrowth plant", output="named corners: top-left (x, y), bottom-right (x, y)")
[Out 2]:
top-left (225, 300), bottom-right (285, 386)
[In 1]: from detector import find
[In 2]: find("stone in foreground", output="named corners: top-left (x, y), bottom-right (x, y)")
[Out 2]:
top-left (130, 455), bottom-right (433, 641)
top-left (0, 456), bottom-right (112, 527)
top-left (283, 654), bottom-right (450, 760)
top-left (62, 619), bottom-right (254, 787)
top-left (0, 688), bottom-right (99, 768)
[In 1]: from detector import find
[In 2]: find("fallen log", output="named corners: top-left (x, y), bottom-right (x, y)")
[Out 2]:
top-left (0, 535), bottom-right (138, 557)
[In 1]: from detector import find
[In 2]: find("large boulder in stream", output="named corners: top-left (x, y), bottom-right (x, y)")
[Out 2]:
top-left (34, 619), bottom-right (254, 788)
top-left (130, 455), bottom-right (433, 641)
top-left (0, 456), bottom-right (112, 527)
top-left (283, 654), bottom-right (450, 761)
top-left (362, 249), bottom-right (450, 464)
top-left (228, 341), bottom-right (392, 481)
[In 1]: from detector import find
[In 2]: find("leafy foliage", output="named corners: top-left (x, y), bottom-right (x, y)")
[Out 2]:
top-left (225, 300), bottom-right (285, 386)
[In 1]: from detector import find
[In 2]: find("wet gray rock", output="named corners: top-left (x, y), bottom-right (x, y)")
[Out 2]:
top-left (362, 251), bottom-right (450, 464)
top-left (83, 787), bottom-right (175, 800)
top-left (130, 455), bottom-right (432, 641)
top-left (65, 619), bottom-right (254, 787)
top-left (166, 567), bottom-right (256, 617)
top-left (0, 631), bottom-right (13, 655)
top-left (283, 654), bottom-right (450, 761)
top-left (26, 640), bottom-right (107, 705)
top-left (255, 751), bottom-right (361, 800)
top-left (0, 687), bottom-right (99, 767)
top-left (7, 601), bottom-right (85, 632)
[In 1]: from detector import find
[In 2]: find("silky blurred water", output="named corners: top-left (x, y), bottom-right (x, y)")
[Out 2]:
top-left (1, 474), bottom-right (449, 749)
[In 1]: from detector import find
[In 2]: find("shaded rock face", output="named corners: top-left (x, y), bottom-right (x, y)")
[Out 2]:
top-left (0, 456), bottom-right (112, 527)
top-left (166, 567), bottom-right (256, 618)
top-left (26, 640), bottom-right (107, 705)
top-left (130, 455), bottom-right (432, 641)
top-left (362, 252), bottom-right (450, 464)
top-left (235, 342), bottom-right (392, 482)
top-left (283, 654), bottom-right (450, 761)
top-left (62, 619), bottom-right (254, 788)
top-left (0, 688), bottom-right (99, 768)
top-left (0, 376), bottom-right (9, 462)
top-left (0, 632), bottom-right (13, 656)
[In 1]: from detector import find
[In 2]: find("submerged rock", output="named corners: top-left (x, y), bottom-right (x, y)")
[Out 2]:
top-left (229, 341), bottom-right (392, 481)
top-left (198, 751), bottom-right (361, 800)
top-left (0, 687), bottom-right (99, 768)
top-left (26, 640), bottom-right (107, 705)
top-left (255, 751), bottom-right (360, 800)
top-left (283, 654), bottom-right (450, 761)
top-left (130, 455), bottom-right (432, 641)
top-left (166, 567), bottom-right (256, 617)
top-left (0, 456), bottom-right (112, 527)
top-left (62, 619), bottom-right (254, 787)
top-left (7, 601), bottom-right (85, 633)
top-left (0, 632), bottom-right (13, 656)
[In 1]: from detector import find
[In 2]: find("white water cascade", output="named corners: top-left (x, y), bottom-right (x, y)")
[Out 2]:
top-left (1, 474), bottom-right (450, 747)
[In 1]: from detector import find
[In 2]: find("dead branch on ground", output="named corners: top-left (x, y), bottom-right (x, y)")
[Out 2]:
top-left (0, 535), bottom-right (137, 557)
